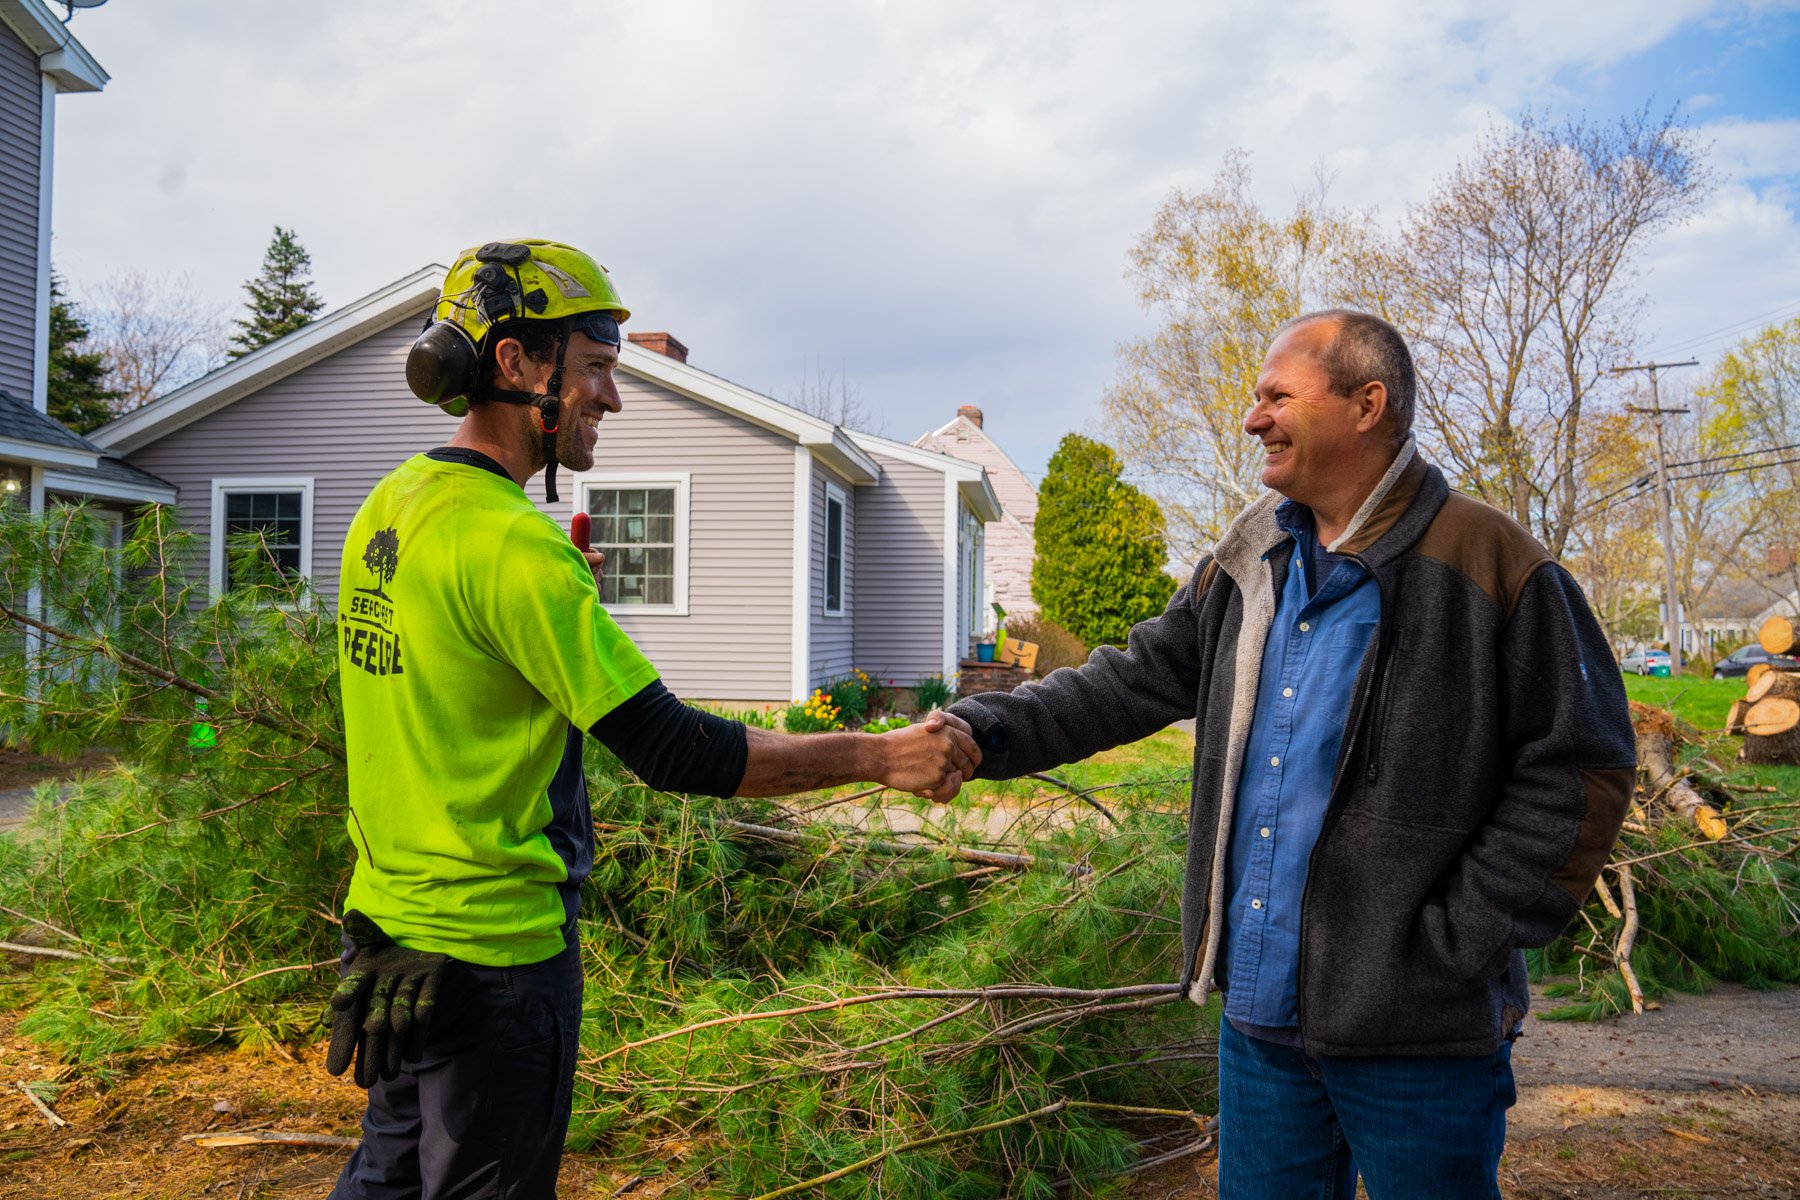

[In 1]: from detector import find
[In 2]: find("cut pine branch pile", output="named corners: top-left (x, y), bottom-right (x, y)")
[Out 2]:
top-left (1537, 700), bottom-right (1800, 1020)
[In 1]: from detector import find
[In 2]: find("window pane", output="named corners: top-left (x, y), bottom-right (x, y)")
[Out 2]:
top-left (648, 489), bottom-right (674, 516)
top-left (624, 516), bottom-right (647, 543)
top-left (645, 547), bottom-right (673, 577)
top-left (589, 491), bottom-right (617, 516)
top-left (646, 515), bottom-right (674, 544)
top-left (647, 576), bottom-right (673, 605)
top-left (623, 489), bottom-right (648, 515)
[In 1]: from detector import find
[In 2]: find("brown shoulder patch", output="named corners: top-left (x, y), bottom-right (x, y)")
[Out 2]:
top-left (1411, 492), bottom-right (1553, 618)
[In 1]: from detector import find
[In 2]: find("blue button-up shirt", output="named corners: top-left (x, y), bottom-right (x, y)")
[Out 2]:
top-left (1218, 502), bottom-right (1379, 1035)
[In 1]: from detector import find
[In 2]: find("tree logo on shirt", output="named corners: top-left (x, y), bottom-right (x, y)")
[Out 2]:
top-left (343, 527), bottom-right (403, 678)
top-left (362, 528), bottom-right (399, 599)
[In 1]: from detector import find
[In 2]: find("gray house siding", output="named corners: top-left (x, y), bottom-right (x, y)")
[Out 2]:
top-left (852, 451), bottom-right (946, 686)
top-left (574, 373), bottom-right (796, 704)
top-left (125, 315), bottom-right (799, 704)
top-left (0, 22), bottom-right (42, 401)
top-left (808, 460), bottom-right (855, 688)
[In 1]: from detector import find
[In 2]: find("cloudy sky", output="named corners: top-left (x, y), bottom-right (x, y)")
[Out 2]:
top-left (46, 0), bottom-right (1800, 480)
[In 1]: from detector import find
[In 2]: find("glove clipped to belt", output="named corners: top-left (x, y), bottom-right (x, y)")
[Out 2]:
top-left (325, 910), bottom-right (449, 1087)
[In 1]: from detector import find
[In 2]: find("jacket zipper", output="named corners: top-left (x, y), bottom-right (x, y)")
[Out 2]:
top-left (1296, 560), bottom-right (1387, 1044)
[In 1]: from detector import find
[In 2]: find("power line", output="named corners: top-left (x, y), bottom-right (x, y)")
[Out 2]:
top-left (1668, 454), bottom-right (1800, 483)
top-left (1665, 441), bottom-right (1800, 471)
top-left (1617, 361), bottom-right (1698, 668)
top-left (1650, 298), bottom-right (1800, 359)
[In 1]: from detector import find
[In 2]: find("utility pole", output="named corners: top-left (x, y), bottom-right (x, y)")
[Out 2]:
top-left (1617, 360), bottom-right (1698, 672)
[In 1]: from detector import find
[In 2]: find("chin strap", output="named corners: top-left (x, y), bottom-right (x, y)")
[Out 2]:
top-left (539, 332), bottom-right (572, 504)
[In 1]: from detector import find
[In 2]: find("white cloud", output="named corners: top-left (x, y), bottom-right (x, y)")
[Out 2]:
top-left (47, 0), bottom-right (1799, 479)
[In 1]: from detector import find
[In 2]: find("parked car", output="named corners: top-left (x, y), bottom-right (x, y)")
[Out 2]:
top-left (1713, 643), bottom-right (1800, 679)
top-left (1620, 648), bottom-right (1672, 676)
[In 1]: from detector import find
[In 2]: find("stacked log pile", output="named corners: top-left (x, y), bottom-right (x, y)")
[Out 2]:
top-left (1726, 616), bottom-right (1800, 765)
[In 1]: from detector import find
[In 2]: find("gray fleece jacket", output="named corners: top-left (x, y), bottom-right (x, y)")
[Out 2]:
top-left (949, 447), bottom-right (1636, 1056)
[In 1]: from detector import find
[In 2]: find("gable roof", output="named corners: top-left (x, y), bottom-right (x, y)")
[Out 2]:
top-left (848, 429), bottom-right (1002, 522)
top-left (0, 0), bottom-right (107, 92)
top-left (0, 387), bottom-right (101, 468)
top-left (90, 265), bottom-right (884, 486)
top-left (918, 413), bottom-right (1037, 492)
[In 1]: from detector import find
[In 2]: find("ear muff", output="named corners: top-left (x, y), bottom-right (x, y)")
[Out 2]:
top-left (405, 319), bottom-right (480, 411)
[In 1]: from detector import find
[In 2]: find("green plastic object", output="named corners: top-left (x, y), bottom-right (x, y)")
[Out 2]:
top-left (188, 697), bottom-right (216, 753)
top-left (1650, 664), bottom-right (1671, 677)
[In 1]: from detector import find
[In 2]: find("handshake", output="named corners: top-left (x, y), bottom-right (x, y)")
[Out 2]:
top-left (865, 709), bottom-right (984, 803)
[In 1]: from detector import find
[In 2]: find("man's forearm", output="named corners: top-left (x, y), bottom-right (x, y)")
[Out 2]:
top-left (734, 727), bottom-right (885, 797)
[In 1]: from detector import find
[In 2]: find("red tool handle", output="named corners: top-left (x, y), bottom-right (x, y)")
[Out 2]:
top-left (570, 511), bottom-right (591, 552)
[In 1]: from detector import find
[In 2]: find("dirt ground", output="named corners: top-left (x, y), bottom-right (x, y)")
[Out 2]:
top-left (2, 979), bottom-right (1796, 1198)
top-left (1128, 984), bottom-right (1800, 1200)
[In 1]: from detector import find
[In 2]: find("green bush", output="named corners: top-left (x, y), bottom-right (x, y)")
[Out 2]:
top-left (914, 673), bottom-right (954, 710)
top-left (823, 669), bottom-right (878, 725)
top-left (1031, 434), bottom-right (1173, 650)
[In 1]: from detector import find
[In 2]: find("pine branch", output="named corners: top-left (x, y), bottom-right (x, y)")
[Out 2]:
top-left (0, 601), bottom-right (343, 760)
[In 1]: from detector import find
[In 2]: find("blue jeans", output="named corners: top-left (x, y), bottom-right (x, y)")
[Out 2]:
top-left (1217, 1021), bottom-right (1515, 1200)
top-left (329, 937), bottom-right (584, 1200)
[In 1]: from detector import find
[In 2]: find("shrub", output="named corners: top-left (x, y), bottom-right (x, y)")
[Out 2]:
top-left (784, 689), bottom-right (844, 732)
top-left (823, 669), bottom-right (878, 725)
top-left (1031, 434), bottom-right (1173, 649)
top-left (998, 615), bottom-right (1089, 677)
top-left (914, 673), bottom-right (954, 710)
top-left (862, 714), bottom-right (913, 733)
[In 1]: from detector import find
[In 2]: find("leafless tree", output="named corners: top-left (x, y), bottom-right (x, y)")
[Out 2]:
top-left (81, 270), bottom-right (233, 413)
top-left (1395, 108), bottom-right (1712, 559)
top-left (783, 358), bottom-right (887, 435)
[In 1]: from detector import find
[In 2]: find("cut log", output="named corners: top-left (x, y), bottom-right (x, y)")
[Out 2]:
top-left (1742, 687), bottom-right (1800, 765)
top-left (1726, 699), bottom-right (1750, 735)
top-left (1627, 701), bottom-right (1728, 839)
top-left (1746, 663), bottom-right (1772, 693)
top-left (1744, 666), bottom-right (1800, 705)
top-left (1760, 615), bottom-right (1797, 656)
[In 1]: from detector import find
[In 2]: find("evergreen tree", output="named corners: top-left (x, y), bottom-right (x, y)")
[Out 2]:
top-left (229, 226), bottom-right (326, 358)
top-left (45, 271), bottom-right (124, 433)
top-left (1031, 433), bottom-right (1173, 649)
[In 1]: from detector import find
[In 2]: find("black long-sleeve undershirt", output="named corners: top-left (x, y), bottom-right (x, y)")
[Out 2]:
top-left (588, 680), bottom-right (747, 797)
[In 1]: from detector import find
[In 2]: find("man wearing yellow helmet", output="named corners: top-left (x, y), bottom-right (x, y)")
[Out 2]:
top-left (325, 240), bottom-right (982, 1198)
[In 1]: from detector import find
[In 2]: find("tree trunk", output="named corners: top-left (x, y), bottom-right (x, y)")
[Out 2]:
top-left (1760, 615), bottom-right (1797, 656)
top-left (1742, 671), bottom-right (1800, 765)
top-left (1628, 702), bottom-right (1727, 838)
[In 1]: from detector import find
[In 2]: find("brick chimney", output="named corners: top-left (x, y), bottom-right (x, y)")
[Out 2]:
top-left (957, 405), bottom-right (984, 429)
top-left (628, 332), bottom-right (689, 363)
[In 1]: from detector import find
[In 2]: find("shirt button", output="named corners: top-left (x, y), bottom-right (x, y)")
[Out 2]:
top-left (1270, 756), bottom-right (1280, 767)
top-left (1260, 827), bottom-right (1271, 838)
top-left (1282, 687), bottom-right (1294, 698)
top-left (1298, 621), bottom-right (1311, 632)
top-left (1251, 898), bottom-right (1264, 910)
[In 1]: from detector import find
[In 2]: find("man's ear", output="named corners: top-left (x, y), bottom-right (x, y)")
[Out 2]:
top-left (491, 337), bottom-right (535, 391)
top-left (1353, 381), bottom-right (1389, 435)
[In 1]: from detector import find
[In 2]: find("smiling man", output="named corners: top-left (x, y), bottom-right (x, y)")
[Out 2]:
top-left (325, 239), bottom-right (981, 1199)
top-left (948, 310), bottom-right (1635, 1198)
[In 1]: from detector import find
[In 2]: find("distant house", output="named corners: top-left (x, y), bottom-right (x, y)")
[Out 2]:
top-left (915, 405), bottom-right (1038, 632)
top-left (90, 267), bottom-right (999, 705)
top-left (0, 1), bottom-right (175, 518)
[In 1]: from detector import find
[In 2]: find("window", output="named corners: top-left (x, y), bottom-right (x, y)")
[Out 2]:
top-left (823, 482), bottom-right (846, 616)
top-left (578, 473), bottom-right (690, 614)
top-left (209, 477), bottom-right (313, 596)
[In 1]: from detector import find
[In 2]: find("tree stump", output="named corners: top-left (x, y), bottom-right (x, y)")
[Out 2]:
top-left (1629, 701), bottom-right (1727, 838)
top-left (1742, 670), bottom-right (1800, 765)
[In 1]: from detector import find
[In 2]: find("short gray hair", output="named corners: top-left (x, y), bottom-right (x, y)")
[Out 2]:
top-left (1279, 309), bottom-right (1416, 440)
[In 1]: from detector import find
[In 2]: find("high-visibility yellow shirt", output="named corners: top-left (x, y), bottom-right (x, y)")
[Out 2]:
top-left (338, 452), bottom-right (658, 966)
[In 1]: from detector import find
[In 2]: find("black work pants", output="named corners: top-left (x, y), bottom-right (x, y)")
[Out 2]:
top-left (329, 937), bottom-right (583, 1200)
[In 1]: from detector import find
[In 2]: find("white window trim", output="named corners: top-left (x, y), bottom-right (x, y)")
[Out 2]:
top-left (822, 479), bottom-right (848, 618)
top-left (571, 471), bottom-right (691, 617)
top-left (208, 476), bottom-right (315, 599)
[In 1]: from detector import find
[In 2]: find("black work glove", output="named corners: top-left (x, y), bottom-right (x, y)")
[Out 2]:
top-left (324, 910), bottom-right (449, 1087)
